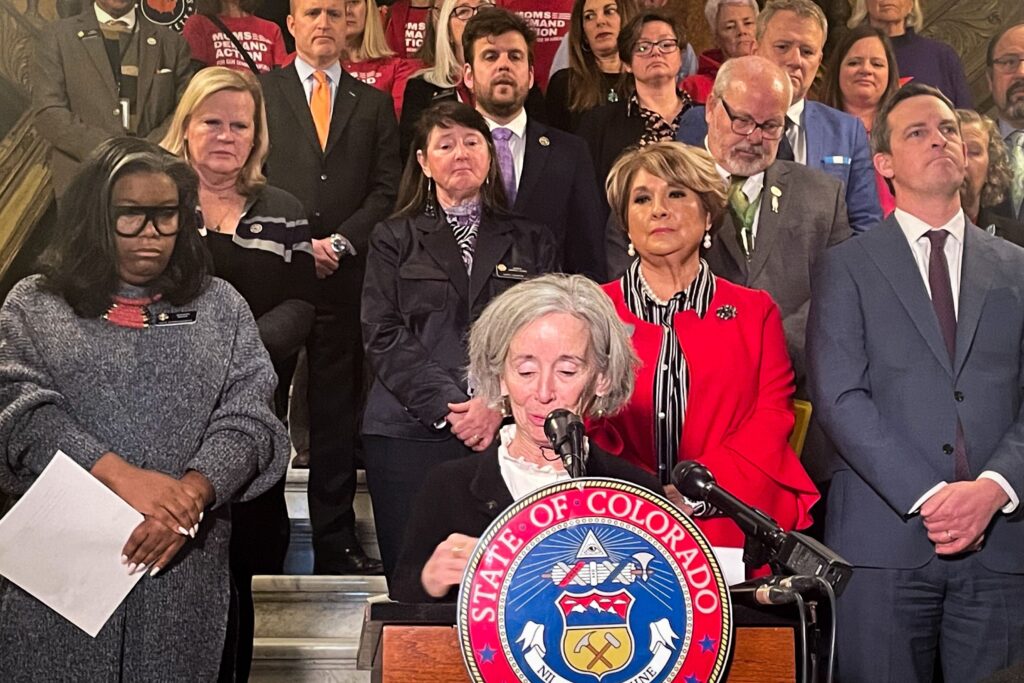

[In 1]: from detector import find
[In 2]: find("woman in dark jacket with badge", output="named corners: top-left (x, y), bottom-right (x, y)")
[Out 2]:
top-left (361, 101), bottom-right (557, 583)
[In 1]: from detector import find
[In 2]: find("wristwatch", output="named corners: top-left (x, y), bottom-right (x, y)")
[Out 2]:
top-left (330, 233), bottom-right (353, 256)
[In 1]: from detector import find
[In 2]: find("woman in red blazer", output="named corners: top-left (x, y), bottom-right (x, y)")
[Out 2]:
top-left (591, 141), bottom-right (818, 553)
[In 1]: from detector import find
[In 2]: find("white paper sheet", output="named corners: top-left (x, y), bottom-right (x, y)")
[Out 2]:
top-left (712, 546), bottom-right (747, 586)
top-left (0, 451), bottom-right (145, 637)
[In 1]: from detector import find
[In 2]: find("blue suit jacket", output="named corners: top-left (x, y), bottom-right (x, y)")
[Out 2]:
top-left (677, 101), bottom-right (882, 233)
top-left (512, 118), bottom-right (608, 282)
top-left (807, 215), bottom-right (1024, 572)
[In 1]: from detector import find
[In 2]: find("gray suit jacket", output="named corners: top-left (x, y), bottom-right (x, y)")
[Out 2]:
top-left (808, 215), bottom-right (1024, 571)
top-left (32, 7), bottom-right (192, 194)
top-left (705, 159), bottom-right (852, 388)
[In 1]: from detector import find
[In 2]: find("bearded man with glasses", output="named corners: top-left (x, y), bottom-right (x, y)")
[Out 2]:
top-left (987, 22), bottom-right (1024, 222)
top-left (700, 55), bottom-right (851, 488)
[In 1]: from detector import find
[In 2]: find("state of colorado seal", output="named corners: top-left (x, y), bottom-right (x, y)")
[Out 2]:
top-left (459, 479), bottom-right (732, 683)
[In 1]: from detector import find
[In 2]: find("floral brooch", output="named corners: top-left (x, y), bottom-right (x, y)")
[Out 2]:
top-left (716, 305), bottom-right (737, 320)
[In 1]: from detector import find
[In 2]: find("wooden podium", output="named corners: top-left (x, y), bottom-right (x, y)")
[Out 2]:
top-left (358, 601), bottom-right (797, 682)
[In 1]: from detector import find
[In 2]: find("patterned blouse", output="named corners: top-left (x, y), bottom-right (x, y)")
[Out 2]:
top-left (621, 258), bottom-right (715, 487)
top-left (628, 90), bottom-right (693, 146)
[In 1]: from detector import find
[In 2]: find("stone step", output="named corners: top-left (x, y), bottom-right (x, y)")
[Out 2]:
top-left (250, 575), bottom-right (387, 683)
top-left (250, 638), bottom-right (367, 683)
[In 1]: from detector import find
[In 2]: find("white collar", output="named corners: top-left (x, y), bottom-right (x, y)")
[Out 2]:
top-left (714, 160), bottom-right (765, 188)
top-left (999, 118), bottom-right (1023, 142)
top-left (894, 207), bottom-right (966, 244)
top-left (786, 97), bottom-right (805, 127)
top-left (483, 107), bottom-right (528, 139)
top-left (294, 55), bottom-right (343, 86)
top-left (94, 3), bottom-right (136, 29)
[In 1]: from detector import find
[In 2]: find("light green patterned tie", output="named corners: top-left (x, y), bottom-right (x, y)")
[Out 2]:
top-left (728, 176), bottom-right (761, 259)
top-left (1010, 131), bottom-right (1024, 219)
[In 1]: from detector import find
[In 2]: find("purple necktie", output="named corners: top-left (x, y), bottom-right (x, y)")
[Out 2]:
top-left (491, 127), bottom-right (517, 205)
top-left (926, 229), bottom-right (970, 480)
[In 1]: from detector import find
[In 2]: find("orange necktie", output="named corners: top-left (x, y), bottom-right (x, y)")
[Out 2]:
top-left (311, 71), bottom-right (330, 150)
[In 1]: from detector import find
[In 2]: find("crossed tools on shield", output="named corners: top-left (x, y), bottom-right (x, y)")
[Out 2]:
top-left (574, 631), bottom-right (622, 669)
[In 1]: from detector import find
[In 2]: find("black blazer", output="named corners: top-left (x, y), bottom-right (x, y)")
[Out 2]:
top-left (360, 212), bottom-right (557, 440)
top-left (260, 64), bottom-right (401, 306)
top-left (398, 75), bottom-right (547, 162)
top-left (390, 443), bottom-right (663, 602)
top-left (978, 205), bottom-right (1024, 248)
top-left (575, 100), bottom-right (645, 201)
top-left (512, 118), bottom-right (608, 281)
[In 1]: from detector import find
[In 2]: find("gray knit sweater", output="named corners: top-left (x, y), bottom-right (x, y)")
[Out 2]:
top-left (0, 275), bottom-right (289, 681)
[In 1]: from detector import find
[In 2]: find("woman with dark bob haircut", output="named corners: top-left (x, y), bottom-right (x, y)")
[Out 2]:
top-left (0, 137), bottom-right (289, 680)
top-left (820, 23), bottom-right (901, 215)
top-left (361, 101), bottom-right (557, 583)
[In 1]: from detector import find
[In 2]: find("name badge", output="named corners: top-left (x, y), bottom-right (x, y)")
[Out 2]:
top-left (153, 311), bottom-right (198, 326)
top-left (494, 264), bottom-right (528, 280)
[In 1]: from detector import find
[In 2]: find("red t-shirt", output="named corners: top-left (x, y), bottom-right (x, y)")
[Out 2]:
top-left (182, 14), bottom-right (289, 74)
top-left (499, 0), bottom-right (573, 91)
top-left (383, 1), bottom-right (432, 59)
top-left (343, 56), bottom-right (423, 118)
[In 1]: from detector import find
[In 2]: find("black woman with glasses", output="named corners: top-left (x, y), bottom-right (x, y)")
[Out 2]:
top-left (0, 137), bottom-right (290, 680)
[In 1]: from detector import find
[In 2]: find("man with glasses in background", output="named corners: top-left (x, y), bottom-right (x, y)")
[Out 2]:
top-left (679, 0), bottom-right (880, 234)
top-left (988, 22), bottom-right (1024, 221)
top-left (701, 55), bottom-right (850, 403)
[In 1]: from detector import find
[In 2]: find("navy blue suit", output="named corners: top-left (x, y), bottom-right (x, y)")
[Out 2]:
top-left (510, 118), bottom-right (607, 282)
top-left (807, 215), bottom-right (1024, 681)
top-left (677, 101), bottom-right (881, 234)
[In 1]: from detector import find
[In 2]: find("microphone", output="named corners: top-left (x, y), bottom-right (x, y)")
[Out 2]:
top-left (672, 461), bottom-right (853, 596)
top-left (544, 408), bottom-right (586, 478)
top-left (673, 460), bottom-right (786, 547)
top-left (731, 576), bottom-right (821, 605)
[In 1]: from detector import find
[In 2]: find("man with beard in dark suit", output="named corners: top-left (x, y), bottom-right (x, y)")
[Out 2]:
top-left (260, 0), bottom-right (400, 574)
top-left (462, 7), bottom-right (607, 281)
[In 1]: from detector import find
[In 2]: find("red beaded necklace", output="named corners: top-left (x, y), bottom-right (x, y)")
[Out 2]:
top-left (103, 293), bottom-right (162, 329)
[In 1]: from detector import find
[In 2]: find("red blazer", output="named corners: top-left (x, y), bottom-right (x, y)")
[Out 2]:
top-left (592, 277), bottom-right (819, 550)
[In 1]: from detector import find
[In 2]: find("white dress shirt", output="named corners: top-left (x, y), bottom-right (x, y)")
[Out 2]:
top-left (483, 107), bottom-right (528, 187)
top-left (497, 424), bottom-right (571, 500)
top-left (294, 57), bottom-right (342, 119)
top-left (785, 97), bottom-right (807, 165)
top-left (894, 209), bottom-right (1019, 514)
top-left (94, 3), bottom-right (137, 28)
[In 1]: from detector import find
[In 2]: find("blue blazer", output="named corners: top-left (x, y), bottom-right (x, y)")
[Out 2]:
top-left (677, 101), bottom-right (882, 234)
top-left (807, 215), bottom-right (1024, 572)
top-left (512, 118), bottom-right (608, 282)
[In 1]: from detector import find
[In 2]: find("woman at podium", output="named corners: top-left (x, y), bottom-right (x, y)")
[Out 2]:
top-left (390, 273), bottom-right (661, 602)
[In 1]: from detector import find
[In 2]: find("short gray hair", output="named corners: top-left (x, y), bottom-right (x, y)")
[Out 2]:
top-left (467, 274), bottom-right (638, 417)
top-left (847, 0), bottom-right (922, 32)
top-left (756, 0), bottom-right (827, 42)
top-left (704, 0), bottom-right (758, 32)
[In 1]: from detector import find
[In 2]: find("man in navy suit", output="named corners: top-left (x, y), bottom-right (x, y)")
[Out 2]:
top-left (808, 83), bottom-right (1024, 682)
top-left (677, 0), bottom-right (880, 234)
top-left (462, 8), bottom-right (607, 281)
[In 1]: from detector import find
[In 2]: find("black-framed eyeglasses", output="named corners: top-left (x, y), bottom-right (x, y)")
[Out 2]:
top-left (991, 54), bottom-right (1023, 74)
top-left (450, 2), bottom-right (494, 20)
top-left (112, 205), bottom-right (181, 237)
top-left (719, 98), bottom-right (785, 140)
top-left (633, 39), bottom-right (680, 56)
